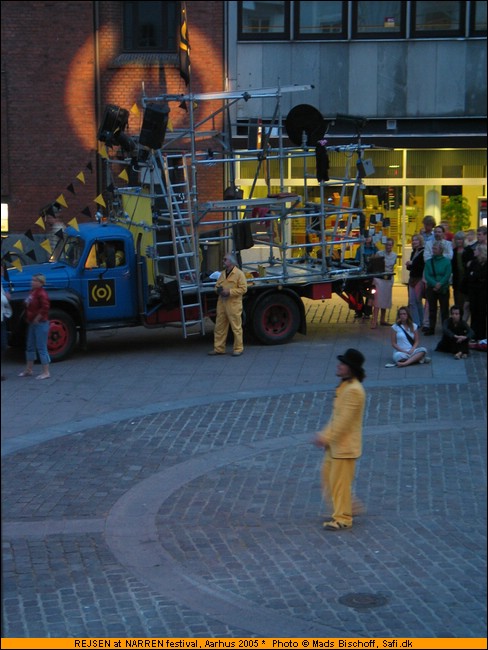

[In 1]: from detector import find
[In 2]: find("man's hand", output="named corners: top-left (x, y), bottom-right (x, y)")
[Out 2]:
top-left (313, 436), bottom-right (328, 449)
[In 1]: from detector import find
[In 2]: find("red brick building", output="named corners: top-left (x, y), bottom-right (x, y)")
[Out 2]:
top-left (1, 1), bottom-right (225, 234)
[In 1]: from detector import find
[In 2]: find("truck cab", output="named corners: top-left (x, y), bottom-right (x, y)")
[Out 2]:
top-left (4, 223), bottom-right (142, 361)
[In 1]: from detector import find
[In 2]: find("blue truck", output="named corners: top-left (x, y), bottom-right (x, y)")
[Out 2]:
top-left (3, 210), bottom-right (376, 362)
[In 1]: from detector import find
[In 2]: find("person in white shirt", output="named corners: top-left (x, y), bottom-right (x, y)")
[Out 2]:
top-left (385, 306), bottom-right (430, 368)
top-left (371, 238), bottom-right (397, 329)
top-left (423, 224), bottom-right (453, 261)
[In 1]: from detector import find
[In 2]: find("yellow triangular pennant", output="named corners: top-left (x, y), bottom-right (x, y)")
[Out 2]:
top-left (76, 171), bottom-right (86, 184)
top-left (118, 169), bottom-right (129, 182)
top-left (35, 217), bottom-right (46, 229)
top-left (56, 194), bottom-right (68, 208)
top-left (130, 103), bottom-right (140, 116)
top-left (167, 117), bottom-right (174, 133)
top-left (68, 217), bottom-right (80, 231)
top-left (40, 239), bottom-right (53, 254)
top-left (11, 258), bottom-right (23, 272)
top-left (13, 240), bottom-right (24, 252)
top-left (98, 143), bottom-right (109, 159)
top-left (94, 194), bottom-right (106, 208)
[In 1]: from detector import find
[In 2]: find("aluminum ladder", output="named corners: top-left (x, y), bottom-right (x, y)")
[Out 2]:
top-left (154, 151), bottom-right (206, 337)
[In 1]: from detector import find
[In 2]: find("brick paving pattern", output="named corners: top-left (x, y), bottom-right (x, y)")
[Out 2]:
top-left (1, 290), bottom-right (486, 638)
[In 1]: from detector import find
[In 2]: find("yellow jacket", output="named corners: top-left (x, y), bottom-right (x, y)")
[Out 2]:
top-left (318, 378), bottom-right (365, 458)
top-left (215, 266), bottom-right (248, 301)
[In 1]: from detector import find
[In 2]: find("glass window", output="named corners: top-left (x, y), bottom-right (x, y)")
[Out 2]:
top-left (411, 1), bottom-right (465, 37)
top-left (238, 1), bottom-right (290, 40)
top-left (295, 1), bottom-right (347, 39)
top-left (352, 1), bottom-right (405, 38)
top-left (470, 0), bottom-right (487, 35)
top-left (123, 1), bottom-right (177, 52)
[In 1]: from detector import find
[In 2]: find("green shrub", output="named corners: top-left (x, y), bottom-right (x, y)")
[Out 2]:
top-left (442, 196), bottom-right (472, 233)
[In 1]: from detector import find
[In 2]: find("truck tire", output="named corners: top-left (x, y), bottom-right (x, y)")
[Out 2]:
top-left (48, 309), bottom-right (76, 362)
top-left (251, 293), bottom-right (300, 345)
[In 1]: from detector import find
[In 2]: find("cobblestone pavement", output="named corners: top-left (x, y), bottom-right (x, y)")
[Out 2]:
top-left (1, 289), bottom-right (487, 638)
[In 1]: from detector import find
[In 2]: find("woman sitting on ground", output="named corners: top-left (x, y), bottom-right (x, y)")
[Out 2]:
top-left (435, 305), bottom-right (474, 359)
top-left (385, 306), bottom-right (430, 368)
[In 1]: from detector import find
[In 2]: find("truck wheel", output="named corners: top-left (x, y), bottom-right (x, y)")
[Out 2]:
top-left (48, 309), bottom-right (76, 362)
top-left (252, 293), bottom-right (300, 345)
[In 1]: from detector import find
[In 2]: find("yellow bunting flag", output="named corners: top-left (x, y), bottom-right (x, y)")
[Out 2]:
top-left (40, 239), bottom-right (52, 254)
top-left (76, 171), bottom-right (86, 184)
top-left (167, 116), bottom-right (174, 132)
top-left (35, 217), bottom-right (46, 229)
top-left (94, 194), bottom-right (106, 208)
top-left (68, 217), bottom-right (79, 231)
top-left (118, 168), bottom-right (129, 182)
top-left (13, 240), bottom-right (24, 252)
top-left (130, 103), bottom-right (140, 116)
top-left (56, 194), bottom-right (68, 209)
top-left (98, 142), bottom-right (109, 159)
top-left (11, 258), bottom-right (23, 272)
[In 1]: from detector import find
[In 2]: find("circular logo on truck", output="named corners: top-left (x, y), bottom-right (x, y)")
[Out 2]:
top-left (89, 279), bottom-right (115, 307)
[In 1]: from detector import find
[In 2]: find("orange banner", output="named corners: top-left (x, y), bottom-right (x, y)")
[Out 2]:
top-left (0, 639), bottom-right (486, 650)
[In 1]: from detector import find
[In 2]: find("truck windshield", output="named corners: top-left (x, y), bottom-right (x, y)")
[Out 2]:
top-left (56, 236), bottom-right (85, 267)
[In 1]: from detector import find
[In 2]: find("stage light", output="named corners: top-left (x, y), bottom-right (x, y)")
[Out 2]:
top-left (97, 105), bottom-right (130, 147)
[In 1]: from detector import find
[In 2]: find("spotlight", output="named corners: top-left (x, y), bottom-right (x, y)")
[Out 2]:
top-left (98, 105), bottom-right (130, 145)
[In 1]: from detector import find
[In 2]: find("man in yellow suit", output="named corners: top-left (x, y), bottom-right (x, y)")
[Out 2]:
top-left (314, 348), bottom-right (366, 530)
top-left (209, 252), bottom-right (247, 357)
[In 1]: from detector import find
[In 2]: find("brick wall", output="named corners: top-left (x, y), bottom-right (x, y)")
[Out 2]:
top-left (2, 1), bottom-right (224, 234)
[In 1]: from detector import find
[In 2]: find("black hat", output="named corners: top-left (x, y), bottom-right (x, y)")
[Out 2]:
top-left (337, 348), bottom-right (365, 374)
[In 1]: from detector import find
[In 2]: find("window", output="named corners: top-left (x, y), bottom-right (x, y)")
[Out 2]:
top-left (411, 1), bottom-right (465, 37)
top-left (470, 0), bottom-right (488, 34)
top-left (237, 1), bottom-right (479, 41)
top-left (295, 1), bottom-right (347, 39)
top-left (352, 1), bottom-right (406, 38)
top-left (123, 1), bottom-right (178, 52)
top-left (238, 1), bottom-right (290, 40)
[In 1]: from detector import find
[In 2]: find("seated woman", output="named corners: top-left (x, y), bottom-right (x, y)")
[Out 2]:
top-left (385, 306), bottom-right (430, 368)
top-left (435, 305), bottom-right (474, 359)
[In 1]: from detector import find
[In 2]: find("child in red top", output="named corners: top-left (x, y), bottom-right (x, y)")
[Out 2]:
top-left (19, 274), bottom-right (51, 379)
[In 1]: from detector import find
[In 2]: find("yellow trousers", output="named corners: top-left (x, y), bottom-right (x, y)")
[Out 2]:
top-left (213, 298), bottom-right (243, 353)
top-left (321, 452), bottom-right (356, 527)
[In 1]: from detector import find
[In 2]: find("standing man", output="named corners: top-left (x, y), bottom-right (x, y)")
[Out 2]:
top-left (423, 224), bottom-right (453, 261)
top-left (420, 215), bottom-right (436, 245)
top-left (314, 349), bottom-right (366, 531)
top-left (209, 252), bottom-right (247, 357)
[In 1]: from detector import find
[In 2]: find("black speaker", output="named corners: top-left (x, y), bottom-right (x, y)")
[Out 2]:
top-left (233, 222), bottom-right (254, 251)
top-left (139, 103), bottom-right (170, 149)
top-left (98, 105), bottom-right (130, 143)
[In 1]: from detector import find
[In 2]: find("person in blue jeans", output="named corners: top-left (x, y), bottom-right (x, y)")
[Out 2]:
top-left (18, 274), bottom-right (51, 380)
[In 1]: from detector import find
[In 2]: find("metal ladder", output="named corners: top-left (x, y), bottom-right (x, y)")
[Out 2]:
top-left (155, 152), bottom-right (205, 337)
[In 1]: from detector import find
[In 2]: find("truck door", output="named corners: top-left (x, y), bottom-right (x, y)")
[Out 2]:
top-left (81, 239), bottom-right (137, 322)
